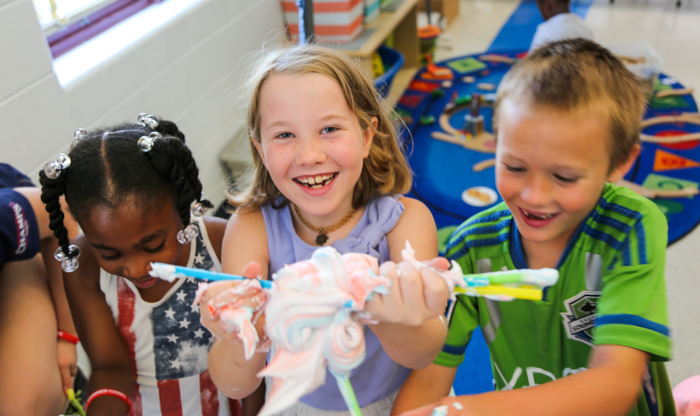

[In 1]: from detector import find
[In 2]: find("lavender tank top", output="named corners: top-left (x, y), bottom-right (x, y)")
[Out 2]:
top-left (261, 195), bottom-right (410, 410)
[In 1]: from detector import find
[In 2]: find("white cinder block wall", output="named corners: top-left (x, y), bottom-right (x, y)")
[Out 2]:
top-left (0, 0), bottom-right (284, 203)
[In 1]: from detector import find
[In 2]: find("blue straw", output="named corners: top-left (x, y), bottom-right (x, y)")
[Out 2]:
top-left (151, 263), bottom-right (273, 289)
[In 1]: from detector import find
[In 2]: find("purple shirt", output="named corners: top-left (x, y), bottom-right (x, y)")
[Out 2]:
top-left (261, 195), bottom-right (409, 410)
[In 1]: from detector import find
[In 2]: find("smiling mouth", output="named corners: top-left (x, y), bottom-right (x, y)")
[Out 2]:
top-left (295, 173), bottom-right (337, 189)
top-left (521, 209), bottom-right (556, 220)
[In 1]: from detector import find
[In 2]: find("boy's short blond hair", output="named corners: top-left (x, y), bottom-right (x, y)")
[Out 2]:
top-left (493, 38), bottom-right (647, 172)
top-left (228, 44), bottom-right (412, 211)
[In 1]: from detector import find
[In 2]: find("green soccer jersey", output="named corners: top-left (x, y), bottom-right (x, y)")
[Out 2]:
top-left (436, 183), bottom-right (675, 416)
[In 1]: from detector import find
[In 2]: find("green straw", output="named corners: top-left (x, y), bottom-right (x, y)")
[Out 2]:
top-left (333, 374), bottom-right (362, 416)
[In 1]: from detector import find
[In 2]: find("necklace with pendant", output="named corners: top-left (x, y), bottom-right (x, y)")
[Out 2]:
top-left (293, 204), bottom-right (356, 246)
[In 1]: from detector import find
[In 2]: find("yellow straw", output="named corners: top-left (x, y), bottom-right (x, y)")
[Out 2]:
top-left (66, 388), bottom-right (86, 416)
top-left (454, 285), bottom-right (543, 301)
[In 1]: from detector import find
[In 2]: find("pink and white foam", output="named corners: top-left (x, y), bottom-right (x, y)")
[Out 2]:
top-left (258, 247), bottom-right (391, 416)
top-left (193, 278), bottom-right (271, 359)
top-left (194, 242), bottom-right (464, 416)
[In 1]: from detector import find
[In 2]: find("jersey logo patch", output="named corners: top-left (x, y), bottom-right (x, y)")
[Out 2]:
top-left (561, 291), bottom-right (601, 346)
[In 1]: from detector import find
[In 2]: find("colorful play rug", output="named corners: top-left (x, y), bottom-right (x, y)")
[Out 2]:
top-left (397, 52), bottom-right (700, 250)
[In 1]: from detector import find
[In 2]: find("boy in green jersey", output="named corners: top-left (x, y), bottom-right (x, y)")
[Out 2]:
top-left (392, 38), bottom-right (675, 416)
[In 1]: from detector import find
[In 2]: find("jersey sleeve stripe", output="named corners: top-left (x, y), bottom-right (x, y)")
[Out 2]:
top-left (450, 209), bottom-right (511, 239)
top-left (449, 221), bottom-right (510, 246)
top-left (448, 233), bottom-right (509, 260)
top-left (634, 221), bottom-right (648, 264)
top-left (448, 207), bottom-right (511, 239)
top-left (590, 210), bottom-right (632, 234)
top-left (622, 238), bottom-right (631, 266)
top-left (586, 199), bottom-right (649, 265)
top-left (445, 237), bottom-right (464, 260)
top-left (458, 209), bottom-right (511, 229)
top-left (588, 216), bottom-right (648, 267)
top-left (447, 211), bottom-right (511, 248)
top-left (441, 343), bottom-right (468, 356)
top-left (597, 197), bottom-right (644, 221)
top-left (582, 225), bottom-right (625, 250)
top-left (596, 314), bottom-right (670, 336)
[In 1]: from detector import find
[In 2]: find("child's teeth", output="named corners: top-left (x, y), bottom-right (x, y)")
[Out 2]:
top-left (298, 174), bottom-right (334, 187)
top-left (526, 211), bottom-right (553, 220)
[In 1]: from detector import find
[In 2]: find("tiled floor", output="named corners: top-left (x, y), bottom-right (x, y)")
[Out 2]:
top-left (432, 0), bottom-right (700, 386)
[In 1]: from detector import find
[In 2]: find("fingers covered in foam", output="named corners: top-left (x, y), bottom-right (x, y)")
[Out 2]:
top-left (196, 275), bottom-right (271, 359)
top-left (366, 260), bottom-right (449, 326)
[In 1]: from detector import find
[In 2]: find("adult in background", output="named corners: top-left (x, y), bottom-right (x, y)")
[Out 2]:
top-left (530, 0), bottom-right (593, 51)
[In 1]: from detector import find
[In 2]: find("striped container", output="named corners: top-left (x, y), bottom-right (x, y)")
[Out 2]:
top-left (281, 0), bottom-right (364, 43)
top-left (364, 0), bottom-right (380, 23)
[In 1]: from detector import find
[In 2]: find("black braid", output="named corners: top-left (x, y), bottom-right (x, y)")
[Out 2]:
top-left (147, 140), bottom-right (190, 228)
top-left (39, 169), bottom-right (74, 258)
top-left (38, 115), bottom-right (211, 269)
top-left (155, 120), bottom-right (185, 141)
top-left (147, 121), bottom-right (212, 227)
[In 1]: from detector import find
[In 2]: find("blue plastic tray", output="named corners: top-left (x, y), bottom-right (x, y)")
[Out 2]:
top-left (374, 45), bottom-right (404, 98)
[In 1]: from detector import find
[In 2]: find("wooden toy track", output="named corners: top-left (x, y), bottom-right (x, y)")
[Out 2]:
top-left (478, 54), bottom-right (516, 65)
top-left (431, 97), bottom-right (496, 154)
top-left (472, 159), bottom-right (496, 172)
top-left (641, 113), bottom-right (700, 143)
top-left (655, 87), bottom-right (694, 98)
top-left (617, 180), bottom-right (699, 199)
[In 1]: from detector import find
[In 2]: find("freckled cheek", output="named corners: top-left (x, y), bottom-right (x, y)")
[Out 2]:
top-left (331, 140), bottom-right (362, 161)
top-left (262, 147), bottom-right (293, 174)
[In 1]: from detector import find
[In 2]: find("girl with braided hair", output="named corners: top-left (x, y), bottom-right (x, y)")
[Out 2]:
top-left (40, 114), bottom-right (260, 416)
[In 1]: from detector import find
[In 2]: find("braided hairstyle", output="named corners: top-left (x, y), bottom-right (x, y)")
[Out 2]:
top-left (39, 116), bottom-right (213, 269)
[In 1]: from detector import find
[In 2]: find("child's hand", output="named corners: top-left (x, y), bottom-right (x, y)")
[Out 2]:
top-left (56, 338), bottom-right (78, 394)
top-left (197, 262), bottom-right (269, 346)
top-left (365, 257), bottom-right (451, 326)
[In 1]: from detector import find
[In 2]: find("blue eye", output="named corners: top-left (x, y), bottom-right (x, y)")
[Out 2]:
top-left (321, 126), bottom-right (339, 134)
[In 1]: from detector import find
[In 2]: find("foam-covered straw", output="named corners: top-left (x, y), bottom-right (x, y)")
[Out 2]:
top-left (149, 263), bottom-right (273, 288)
top-left (257, 248), bottom-right (389, 416)
top-left (334, 374), bottom-right (362, 416)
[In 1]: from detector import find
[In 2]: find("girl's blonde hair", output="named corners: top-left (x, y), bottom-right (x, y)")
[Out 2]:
top-left (493, 38), bottom-right (646, 172)
top-left (228, 44), bottom-right (412, 211)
